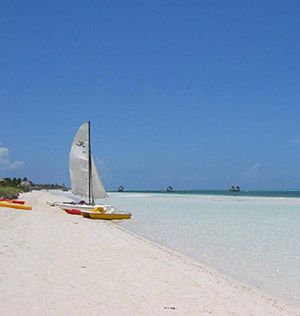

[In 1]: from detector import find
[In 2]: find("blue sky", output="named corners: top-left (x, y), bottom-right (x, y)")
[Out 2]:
top-left (1, 0), bottom-right (300, 190)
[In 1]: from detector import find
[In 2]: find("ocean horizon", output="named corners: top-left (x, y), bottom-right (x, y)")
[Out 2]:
top-left (108, 189), bottom-right (300, 198)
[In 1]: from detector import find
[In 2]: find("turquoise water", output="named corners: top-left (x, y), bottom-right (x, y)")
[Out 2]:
top-left (54, 190), bottom-right (300, 306)
top-left (107, 193), bottom-right (300, 306)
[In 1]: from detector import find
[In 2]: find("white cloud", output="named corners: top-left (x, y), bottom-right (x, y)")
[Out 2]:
top-left (0, 147), bottom-right (8, 156)
top-left (0, 147), bottom-right (25, 170)
top-left (0, 148), bottom-right (10, 167)
top-left (251, 162), bottom-right (261, 172)
top-left (288, 138), bottom-right (300, 144)
top-left (243, 162), bottom-right (261, 177)
top-left (10, 161), bottom-right (25, 169)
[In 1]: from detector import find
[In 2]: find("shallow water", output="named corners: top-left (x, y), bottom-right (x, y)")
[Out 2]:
top-left (52, 191), bottom-right (300, 306)
top-left (107, 193), bottom-right (300, 306)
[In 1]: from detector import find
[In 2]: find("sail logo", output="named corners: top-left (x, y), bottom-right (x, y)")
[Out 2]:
top-left (76, 141), bottom-right (85, 148)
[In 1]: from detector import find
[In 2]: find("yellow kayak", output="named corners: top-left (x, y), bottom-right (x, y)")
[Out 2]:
top-left (0, 201), bottom-right (32, 210)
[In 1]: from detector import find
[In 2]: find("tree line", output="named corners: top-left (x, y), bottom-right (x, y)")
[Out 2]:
top-left (1, 177), bottom-right (33, 186)
top-left (1, 177), bottom-right (67, 190)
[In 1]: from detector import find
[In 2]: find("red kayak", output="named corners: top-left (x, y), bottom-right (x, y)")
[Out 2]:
top-left (65, 209), bottom-right (81, 215)
top-left (0, 199), bottom-right (25, 205)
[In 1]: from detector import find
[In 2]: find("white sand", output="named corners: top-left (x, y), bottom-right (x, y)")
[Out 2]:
top-left (0, 191), bottom-right (299, 316)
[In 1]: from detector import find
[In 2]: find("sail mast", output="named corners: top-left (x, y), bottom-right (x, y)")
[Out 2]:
top-left (88, 121), bottom-right (93, 204)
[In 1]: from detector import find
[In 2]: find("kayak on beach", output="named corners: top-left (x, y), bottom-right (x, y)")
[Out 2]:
top-left (0, 199), bottom-right (25, 205)
top-left (65, 208), bottom-right (81, 215)
top-left (0, 201), bottom-right (32, 210)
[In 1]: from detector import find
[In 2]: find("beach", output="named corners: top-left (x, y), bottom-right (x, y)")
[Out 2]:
top-left (1, 191), bottom-right (299, 316)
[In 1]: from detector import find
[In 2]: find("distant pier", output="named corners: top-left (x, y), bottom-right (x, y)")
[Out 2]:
top-left (108, 189), bottom-right (300, 198)
top-left (109, 189), bottom-right (236, 194)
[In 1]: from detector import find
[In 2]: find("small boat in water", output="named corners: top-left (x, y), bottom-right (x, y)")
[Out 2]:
top-left (55, 122), bottom-right (131, 220)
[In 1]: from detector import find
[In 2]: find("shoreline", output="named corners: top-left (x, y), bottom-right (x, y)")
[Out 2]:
top-left (111, 191), bottom-right (300, 306)
top-left (1, 190), bottom-right (299, 315)
top-left (52, 189), bottom-right (300, 201)
top-left (109, 191), bottom-right (300, 201)
top-left (107, 190), bottom-right (300, 199)
top-left (114, 221), bottom-right (299, 306)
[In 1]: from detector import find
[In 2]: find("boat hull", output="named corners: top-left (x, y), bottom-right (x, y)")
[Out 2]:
top-left (0, 201), bottom-right (32, 210)
top-left (0, 199), bottom-right (25, 205)
top-left (65, 209), bottom-right (82, 215)
top-left (81, 212), bottom-right (131, 220)
top-left (55, 202), bottom-right (115, 212)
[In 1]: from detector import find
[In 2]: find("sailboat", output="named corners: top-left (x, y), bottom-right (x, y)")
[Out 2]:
top-left (55, 122), bottom-right (131, 220)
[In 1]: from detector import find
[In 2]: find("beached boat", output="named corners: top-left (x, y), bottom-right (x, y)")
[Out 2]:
top-left (55, 122), bottom-right (131, 220)
top-left (0, 199), bottom-right (25, 205)
top-left (0, 201), bottom-right (32, 210)
top-left (65, 209), bottom-right (82, 215)
top-left (81, 207), bottom-right (131, 220)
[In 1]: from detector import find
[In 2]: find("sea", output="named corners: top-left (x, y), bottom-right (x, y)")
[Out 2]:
top-left (55, 190), bottom-right (300, 306)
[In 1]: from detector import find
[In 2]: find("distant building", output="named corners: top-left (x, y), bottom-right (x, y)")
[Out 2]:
top-left (0, 178), bottom-right (6, 184)
top-left (118, 186), bottom-right (125, 192)
top-left (167, 186), bottom-right (174, 192)
top-left (229, 186), bottom-right (240, 192)
top-left (20, 180), bottom-right (31, 188)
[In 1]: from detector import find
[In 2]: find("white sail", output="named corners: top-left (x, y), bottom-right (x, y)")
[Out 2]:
top-left (69, 122), bottom-right (89, 197)
top-left (91, 155), bottom-right (108, 199)
top-left (69, 122), bottom-right (108, 200)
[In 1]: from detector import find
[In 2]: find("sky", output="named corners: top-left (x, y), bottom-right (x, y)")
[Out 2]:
top-left (1, 0), bottom-right (300, 190)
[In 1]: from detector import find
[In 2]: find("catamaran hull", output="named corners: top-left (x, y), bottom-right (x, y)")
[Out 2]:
top-left (54, 202), bottom-right (115, 212)
top-left (0, 201), bottom-right (32, 210)
top-left (55, 202), bottom-right (130, 219)
top-left (65, 209), bottom-right (82, 215)
top-left (81, 212), bottom-right (131, 220)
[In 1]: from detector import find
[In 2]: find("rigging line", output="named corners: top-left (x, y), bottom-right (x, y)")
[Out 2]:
top-left (88, 121), bottom-right (93, 205)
